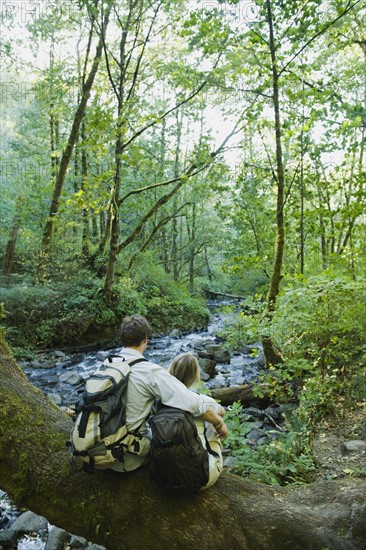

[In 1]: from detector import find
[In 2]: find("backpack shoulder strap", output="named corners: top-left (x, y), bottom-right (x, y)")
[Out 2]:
top-left (107, 355), bottom-right (148, 367)
top-left (203, 423), bottom-right (220, 458)
top-left (129, 358), bottom-right (148, 367)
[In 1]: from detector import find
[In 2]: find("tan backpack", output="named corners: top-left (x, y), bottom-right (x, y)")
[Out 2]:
top-left (69, 356), bottom-right (150, 471)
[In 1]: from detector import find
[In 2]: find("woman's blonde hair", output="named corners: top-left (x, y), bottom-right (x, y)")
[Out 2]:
top-left (168, 353), bottom-right (201, 388)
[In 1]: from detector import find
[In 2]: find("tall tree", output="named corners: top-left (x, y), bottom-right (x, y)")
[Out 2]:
top-left (100, 0), bottom-right (230, 302)
top-left (41, 2), bottom-right (111, 249)
top-left (260, 0), bottom-right (286, 366)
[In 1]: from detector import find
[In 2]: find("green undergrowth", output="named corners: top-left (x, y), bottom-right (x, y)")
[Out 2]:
top-left (223, 402), bottom-right (316, 486)
top-left (219, 273), bottom-right (366, 485)
top-left (0, 264), bottom-right (209, 350)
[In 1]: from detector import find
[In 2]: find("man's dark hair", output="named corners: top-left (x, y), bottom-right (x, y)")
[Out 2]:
top-left (119, 315), bottom-right (151, 347)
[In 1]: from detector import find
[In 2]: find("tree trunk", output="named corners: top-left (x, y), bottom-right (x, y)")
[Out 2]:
top-left (204, 245), bottom-right (213, 282)
top-left (172, 199), bottom-right (179, 280)
top-left (299, 84), bottom-right (306, 275)
top-left (103, 8), bottom-right (133, 303)
top-left (161, 227), bottom-right (170, 273)
top-left (262, 0), bottom-right (286, 367)
top-left (3, 195), bottom-right (25, 276)
top-left (81, 120), bottom-right (90, 257)
top-left (103, 185), bottom-right (121, 304)
top-left (50, 107), bottom-right (60, 184)
top-left (0, 343), bottom-right (365, 550)
top-left (91, 209), bottom-right (99, 241)
top-left (49, 44), bottom-right (60, 187)
top-left (188, 202), bottom-right (196, 290)
top-left (42, 7), bottom-right (111, 250)
top-left (315, 169), bottom-right (327, 269)
top-left (102, 36), bottom-right (126, 303)
top-left (203, 289), bottom-right (245, 300)
top-left (172, 110), bottom-right (183, 280)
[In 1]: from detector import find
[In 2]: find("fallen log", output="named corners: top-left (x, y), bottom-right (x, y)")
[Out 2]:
top-left (0, 340), bottom-right (365, 550)
top-left (210, 383), bottom-right (271, 407)
top-left (203, 289), bottom-right (245, 300)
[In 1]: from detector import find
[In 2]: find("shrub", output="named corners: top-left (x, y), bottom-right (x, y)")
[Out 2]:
top-left (220, 273), bottom-right (366, 418)
top-left (272, 274), bottom-right (366, 370)
top-left (132, 260), bottom-right (209, 333)
top-left (269, 274), bottom-right (366, 419)
top-left (0, 264), bottom-right (210, 348)
top-left (218, 273), bottom-right (366, 476)
top-left (224, 402), bottom-right (316, 485)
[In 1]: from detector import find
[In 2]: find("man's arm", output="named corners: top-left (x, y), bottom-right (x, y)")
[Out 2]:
top-left (201, 407), bottom-right (228, 440)
top-left (150, 365), bottom-right (228, 439)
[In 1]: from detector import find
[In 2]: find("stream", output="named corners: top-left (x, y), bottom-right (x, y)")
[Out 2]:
top-left (20, 299), bottom-right (263, 410)
top-left (1, 299), bottom-right (267, 549)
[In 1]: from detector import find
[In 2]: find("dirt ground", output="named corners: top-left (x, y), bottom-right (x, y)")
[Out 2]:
top-left (312, 403), bottom-right (366, 481)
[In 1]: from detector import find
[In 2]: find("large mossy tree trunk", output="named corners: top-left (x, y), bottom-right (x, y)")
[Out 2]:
top-left (0, 342), bottom-right (365, 550)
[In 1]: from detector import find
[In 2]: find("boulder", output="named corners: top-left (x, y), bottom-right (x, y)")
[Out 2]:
top-left (200, 370), bottom-right (211, 382)
top-left (55, 361), bottom-right (72, 369)
top-left (36, 360), bottom-right (56, 370)
top-left (205, 344), bottom-right (223, 354)
top-left (69, 534), bottom-right (89, 548)
top-left (0, 529), bottom-right (17, 548)
top-left (340, 440), bottom-right (366, 456)
top-left (264, 405), bottom-right (284, 421)
top-left (198, 357), bottom-right (217, 378)
top-left (45, 526), bottom-right (71, 550)
top-left (47, 393), bottom-right (62, 406)
top-left (214, 350), bottom-right (231, 364)
top-left (59, 372), bottom-right (84, 385)
top-left (50, 351), bottom-right (68, 359)
top-left (196, 350), bottom-right (212, 359)
top-left (11, 511), bottom-right (48, 535)
top-left (204, 344), bottom-right (231, 364)
top-left (243, 407), bottom-right (265, 419)
top-left (246, 429), bottom-right (264, 442)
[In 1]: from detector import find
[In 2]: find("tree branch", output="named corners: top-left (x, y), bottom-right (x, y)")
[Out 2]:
top-left (127, 205), bottom-right (189, 269)
top-left (117, 107), bottom-right (254, 253)
top-left (119, 48), bottom-right (227, 153)
top-left (125, 1), bottom-right (163, 104)
top-left (119, 100), bottom-right (254, 206)
top-left (279, 0), bottom-right (363, 76)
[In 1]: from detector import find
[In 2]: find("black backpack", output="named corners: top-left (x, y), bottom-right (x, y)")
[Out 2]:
top-left (149, 405), bottom-right (210, 495)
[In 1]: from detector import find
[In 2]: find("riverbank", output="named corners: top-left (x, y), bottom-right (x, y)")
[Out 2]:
top-left (0, 275), bottom-right (210, 350)
top-left (16, 301), bottom-right (262, 410)
top-left (312, 403), bottom-right (366, 482)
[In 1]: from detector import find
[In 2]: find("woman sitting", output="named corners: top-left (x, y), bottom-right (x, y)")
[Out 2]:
top-left (168, 352), bottom-right (226, 489)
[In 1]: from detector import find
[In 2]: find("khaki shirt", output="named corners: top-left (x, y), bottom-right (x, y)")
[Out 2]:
top-left (120, 348), bottom-right (220, 432)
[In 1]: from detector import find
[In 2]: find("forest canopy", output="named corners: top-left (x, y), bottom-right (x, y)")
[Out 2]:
top-left (0, 0), bottom-right (365, 353)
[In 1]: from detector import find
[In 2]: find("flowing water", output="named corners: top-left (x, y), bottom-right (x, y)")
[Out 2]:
top-left (20, 299), bottom-right (262, 409)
